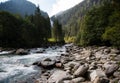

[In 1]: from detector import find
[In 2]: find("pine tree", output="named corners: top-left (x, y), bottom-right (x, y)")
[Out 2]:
top-left (53, 19), bottom-right (64, 42)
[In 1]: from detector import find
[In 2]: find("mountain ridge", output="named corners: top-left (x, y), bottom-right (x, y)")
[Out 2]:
top-left (0, 0), bottom-right (48, 17)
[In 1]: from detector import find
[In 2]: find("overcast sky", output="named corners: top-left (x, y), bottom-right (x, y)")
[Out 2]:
top-left (0, 0), bottom-right (83, 16)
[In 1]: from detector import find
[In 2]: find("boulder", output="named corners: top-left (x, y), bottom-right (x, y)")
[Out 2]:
top-left (15, 49), bottom-right (28, 55)
top-left (41, 58), bottom-right (55, 68)
top-left (71, 77), bottom-right (85, 83)
top-left (65, 61), bottom-right (80, 74)
top-left (90, 69), bottom-right (106, 81)
top-left (105, 64), bottom-right (119, 77)
top-left (32, 61), bottom-right (41, 66)
top-left (73, 65), bottom-right (89, 77)
top-left (48, 70), bottom-right (71, 83)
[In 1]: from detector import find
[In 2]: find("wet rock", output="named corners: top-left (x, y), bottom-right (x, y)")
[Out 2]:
top-left (15, 49), bottom-right (28, 55)
top-left (24, 65), bottom-right (30, 67)
top-left (41, 58), bottom-right (55, 68)
top-left (73, 65), bottom-right (89, 77)
top-left (71, 77), bottom-right (85, 83)
top-left (32, 61), bottom-right (41, 66)
top-left (90, 69), bottom-right (106, 81)
top-left (48, 70), bottom-right (71, 83)
top-left (32, 61), bottom-right (39, 65)
top-left (36, 49), bottom-right (45, 53)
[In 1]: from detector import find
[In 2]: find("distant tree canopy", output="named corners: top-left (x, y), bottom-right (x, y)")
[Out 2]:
top-left (0, 7), bottom-right (52, 47)
top-left (52, 19), bottom-right (64, 42)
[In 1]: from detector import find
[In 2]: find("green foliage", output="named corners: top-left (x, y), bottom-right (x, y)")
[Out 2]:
top-left (64, 36), bottom-right (76, 43)
top-left (0, 6), bottom-right (51, 47)
top-left (102, 10), bottom-right (120, 47)
top-left (76, 0), bottom-right (120, 47)
top-left (80, 5), bottom-right (112, 45)
top-left (52, 0), bottom-right (110, 39)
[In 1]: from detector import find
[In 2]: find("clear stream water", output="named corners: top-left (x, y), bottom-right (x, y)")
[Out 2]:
top-left (0, 46), bottom-right (66, 83)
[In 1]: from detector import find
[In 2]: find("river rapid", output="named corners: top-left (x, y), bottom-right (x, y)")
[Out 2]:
top-left (0, 45), bottom-right (67, 83)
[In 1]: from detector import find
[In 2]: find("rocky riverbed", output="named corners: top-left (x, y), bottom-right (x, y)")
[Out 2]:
top-left (34, 44), bottom-right (120, 83)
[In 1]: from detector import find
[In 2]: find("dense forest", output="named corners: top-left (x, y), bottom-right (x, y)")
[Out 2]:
top-left (0, 7), bottom-right (50, 47)
top-left (52, 0), bottom-right (120, 48)
top-left (76, 0), bottom-right (120, 47)
top-left (51, 0), bottom-right (111, 38)
top-left (0, 3), bottom-right (64, 48)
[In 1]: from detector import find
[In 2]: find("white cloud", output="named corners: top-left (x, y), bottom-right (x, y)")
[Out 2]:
top-left (50, 0), bottom-right (83, 16)
top-left (0, 0), bottom-right (9, 2)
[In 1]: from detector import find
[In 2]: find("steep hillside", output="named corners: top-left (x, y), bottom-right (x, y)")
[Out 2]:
top-left (51, 0), bottom-right (110, 37)
top-left (0, 0), bottom-right (48, 17)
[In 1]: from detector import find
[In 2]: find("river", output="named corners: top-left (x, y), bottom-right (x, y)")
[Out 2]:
top-left (0, 45), bottom-right (67, 83)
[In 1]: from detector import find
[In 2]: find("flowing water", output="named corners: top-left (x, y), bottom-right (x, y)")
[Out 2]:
top-left (0, 46), bottom-right (66, 83)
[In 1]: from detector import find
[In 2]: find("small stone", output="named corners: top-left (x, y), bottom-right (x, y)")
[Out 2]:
top-left (55, 62), bottom-right (63, 68)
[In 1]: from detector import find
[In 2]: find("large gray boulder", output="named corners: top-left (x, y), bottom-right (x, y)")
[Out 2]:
top-left (48, 70), bottom-right (71, 83)
top-left (73, 65), bottom-right (89, 77)
top-left (90, 69), bottom-right (109, 83)
top-left (105, 64), bottom-right (119, 77)
top-left (41, 58), bottom-right (55, 68)
top-left (90, 69), bottom-right (106, 81)
top-left (15, 49), bottom-right (28, 55)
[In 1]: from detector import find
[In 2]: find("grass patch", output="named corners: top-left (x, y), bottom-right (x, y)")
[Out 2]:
top-left (64, 36), bottom-right (76, 43)
top-left (48, 38), bottom-right (56, 42)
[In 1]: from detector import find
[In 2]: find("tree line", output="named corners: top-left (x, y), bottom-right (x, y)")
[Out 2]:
top-left (0, 7), bottom-right (64, 48)
top-left (76, 0), bottom-right (120, 48)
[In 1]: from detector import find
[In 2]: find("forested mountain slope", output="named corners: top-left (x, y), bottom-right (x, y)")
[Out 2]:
top-left (51, 0), bottom-right (110, 37)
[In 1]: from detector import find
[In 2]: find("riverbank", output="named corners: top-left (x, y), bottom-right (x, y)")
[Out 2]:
top-left (34, 44), bottom-right (120, 83)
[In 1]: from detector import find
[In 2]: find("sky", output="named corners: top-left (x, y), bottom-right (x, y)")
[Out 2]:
top-left (0, 0), bottom-right (83, 16)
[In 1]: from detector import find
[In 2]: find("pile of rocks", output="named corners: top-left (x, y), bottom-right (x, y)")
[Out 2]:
top-left (34, 45), bottom-right (120, 83)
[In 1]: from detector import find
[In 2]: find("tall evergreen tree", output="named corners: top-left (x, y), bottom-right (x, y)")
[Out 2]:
top-left (52, 19), bottom-right (64, 42)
